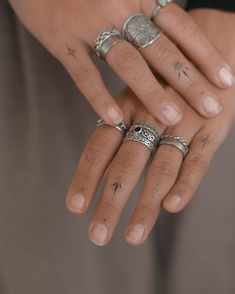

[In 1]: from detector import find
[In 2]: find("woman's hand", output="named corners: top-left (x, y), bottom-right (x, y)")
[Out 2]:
top-left (65, 8), bottom-right (235, 246)
top-left (9, 0), bottom-right (235, 125)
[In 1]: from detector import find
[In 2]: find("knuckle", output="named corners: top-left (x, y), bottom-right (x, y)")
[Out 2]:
top-left (151, 38), bottom-right (176, 64)
top-left (177, 179), bottom-right (194, 194)
top-left (175, 14), bottom-right (199, 38)
top-left (115, 45), bottom-right (141, 70)
top-left (98, 200), bottom-right (119, 215)
top-left (75, 64), bottom-right (98, 85)
top-left (150, 160), bottom-right (176, 181)
top-left (85, 134), bottom-right (112, 157)
top-left (146, 87), bottom-right (163, 106)
top-left (136, 203), bottom-right (157, 219)
top-left (111, 151), bottom-right (138, 174)
top-left (185, 151), bottom-right (209, 172)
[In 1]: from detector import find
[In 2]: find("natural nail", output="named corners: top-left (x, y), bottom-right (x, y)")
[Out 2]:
top-left (162, 104), bottom-right (182, 125)
top-left (91, 223), bottom-right (109, 246)
top-left (126, 224), bottom-right (145, 243)
top-left (70, 193), bottom-right (86, 212)
top-left (107, 107), bottom-right (123, 125)
top-left (165, 195), bottom-right (181, 210)
top-left (219, 66), bottom-right (235, 87)
top-left (203, 95), bottom-right (222, 115)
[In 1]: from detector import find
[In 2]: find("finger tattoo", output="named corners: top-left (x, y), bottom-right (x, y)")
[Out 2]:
top-left (173, 60), bottom-right (191, 81)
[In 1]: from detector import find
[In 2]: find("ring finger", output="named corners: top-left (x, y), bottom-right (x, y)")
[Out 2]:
top-left (88, 115), bottom-right (165, 246)
top-left (123, 89), bottom-right (203, 245)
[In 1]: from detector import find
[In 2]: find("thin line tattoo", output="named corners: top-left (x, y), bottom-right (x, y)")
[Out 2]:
top-left (200, 134), bottom-right (213, 148)
top-left (66, 44), bottom-right (79, 61)
top-left (173, 61), bottom-right (191, 81)
top-left (111, 178), bottom-right (123, 195)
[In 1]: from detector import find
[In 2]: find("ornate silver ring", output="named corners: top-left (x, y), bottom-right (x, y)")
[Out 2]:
top-left (122, 14), bottom-right (162, 50)
top-left (96, 118), bottom-right (128, 135)
top-left (124, 122), bottom-right (161, 154)
top-left (93, 28), bottom-right (124, 59)
top-left (150, 0), bottom-right (174, 21)
top-left (158, 134), bottom-right (189, 158)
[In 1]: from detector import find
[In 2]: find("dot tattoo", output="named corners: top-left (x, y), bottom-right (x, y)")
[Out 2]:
top-left (173, 60), bottom-right (191, 81)
top-left (86, 155), bottom-right (102, 172)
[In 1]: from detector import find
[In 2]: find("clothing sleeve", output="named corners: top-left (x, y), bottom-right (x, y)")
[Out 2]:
top-left (186, 0), bottom-right (235, 12)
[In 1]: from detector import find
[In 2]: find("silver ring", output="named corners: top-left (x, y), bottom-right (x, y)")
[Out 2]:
top-left (124, 122), bottom-right (161, 154)
top-left (122, 14), bottom-right (162, 50)
top-left (93, 28), bottom-right (124, 59)
top-left (158, 134), bottom-right (189, 158)
top-left (150, 0), bottom-right (174, 21)
top-left (96, 119), bottom-right (128, 135)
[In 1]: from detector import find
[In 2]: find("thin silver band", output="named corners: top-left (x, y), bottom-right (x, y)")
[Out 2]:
top-left (158, 134), bottom-right (189, 158)
top-left (94, 28), bottom-right (124, 59)
top-left (96, 119), bottom-right (127, 135)
top-left (150, 0), bottom-right (174, 21)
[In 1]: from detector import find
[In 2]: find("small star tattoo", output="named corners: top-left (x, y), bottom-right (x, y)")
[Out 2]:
top-left (200, 134), bottom-right (213, 148)
top-left (111, 180), bottom-right (122, 195)
top-left (66, 44), bottom-right (79, 61)
top-left (173, 61), bottom-right (191, 81)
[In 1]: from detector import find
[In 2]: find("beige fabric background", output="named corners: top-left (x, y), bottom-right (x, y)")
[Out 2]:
top-left (0, 0), bottom-right (235, 293)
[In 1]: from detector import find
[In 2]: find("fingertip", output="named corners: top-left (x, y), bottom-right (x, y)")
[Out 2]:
top-left (66, 193), bottom-right (87, 214)
top-left (218, 66), bottom-right (235, 89)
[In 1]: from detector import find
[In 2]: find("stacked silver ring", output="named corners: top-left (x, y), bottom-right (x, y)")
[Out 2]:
top-left (158, 134), bottom-right (189, 158)
top-left (124, 122), bottom-right (160, 153)
top-left (93, 28), bottom-right (124, 59)
top-left (96, 119), bottom-right (128, 135)
top-left (122, 13), bottom-right (162, 49)
top-left (150, 0), bottom-right (174, 21)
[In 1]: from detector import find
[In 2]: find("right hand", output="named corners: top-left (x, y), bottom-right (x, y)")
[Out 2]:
top-left (9, 0), bottom-right (235, 125)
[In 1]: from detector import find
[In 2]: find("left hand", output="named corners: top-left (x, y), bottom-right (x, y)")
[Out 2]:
top-left (65, 9), bottom-right (235, 246)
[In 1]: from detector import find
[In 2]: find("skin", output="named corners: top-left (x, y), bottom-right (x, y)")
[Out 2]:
top-left (8, 0), bottom-right (235, 127)
top-left (66, 9), bottom-right (235, 246)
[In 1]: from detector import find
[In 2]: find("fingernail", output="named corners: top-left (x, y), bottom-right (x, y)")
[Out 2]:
top-left (91, 223), bottom-right (109, 246)
top-left (162, 104), bottom-right (182, 125)
top-left (70, 193), bottom-right (86, 212)
top-left (107, 107), bottom-right (123, 125)
top-left (165, 195), bottom-right (181, 210)
top-left (219, 66), bottom-right (235, 87)
top-left (126, 224), bottom-right (145, 243)
top-left (203, 95), bottom-right (223, 115)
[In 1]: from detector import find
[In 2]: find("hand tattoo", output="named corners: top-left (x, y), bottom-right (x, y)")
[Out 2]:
top-left (173, 60), bottom-right (191, 81)
top-left (111, 178), bottom-right (123, 195)
top-left (200, 134), bottom-right (213, 148)
top-left (66, 44), bottom-right (79, 62)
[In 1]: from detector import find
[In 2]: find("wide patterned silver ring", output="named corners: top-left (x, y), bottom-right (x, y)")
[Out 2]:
top-left (150, 0), bottom-right (174, 21)
top-left (124, 122), bottom-right (161, 154)
top-left (122, 14), bottom-right (162, 50)
top-left (96, 119), bottom-right (128, 135)
top-left (93, 28), bottom-right (124, 59)
top-left (158, 134), bottom-right (189, 158)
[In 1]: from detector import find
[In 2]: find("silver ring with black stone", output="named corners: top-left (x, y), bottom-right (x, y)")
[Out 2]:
top-left (122, 14), bottom-right (162, 50)
top-left (158, 134), bottom-right (189, 158)
top-left (124, 122), bottom-right (160, 154)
